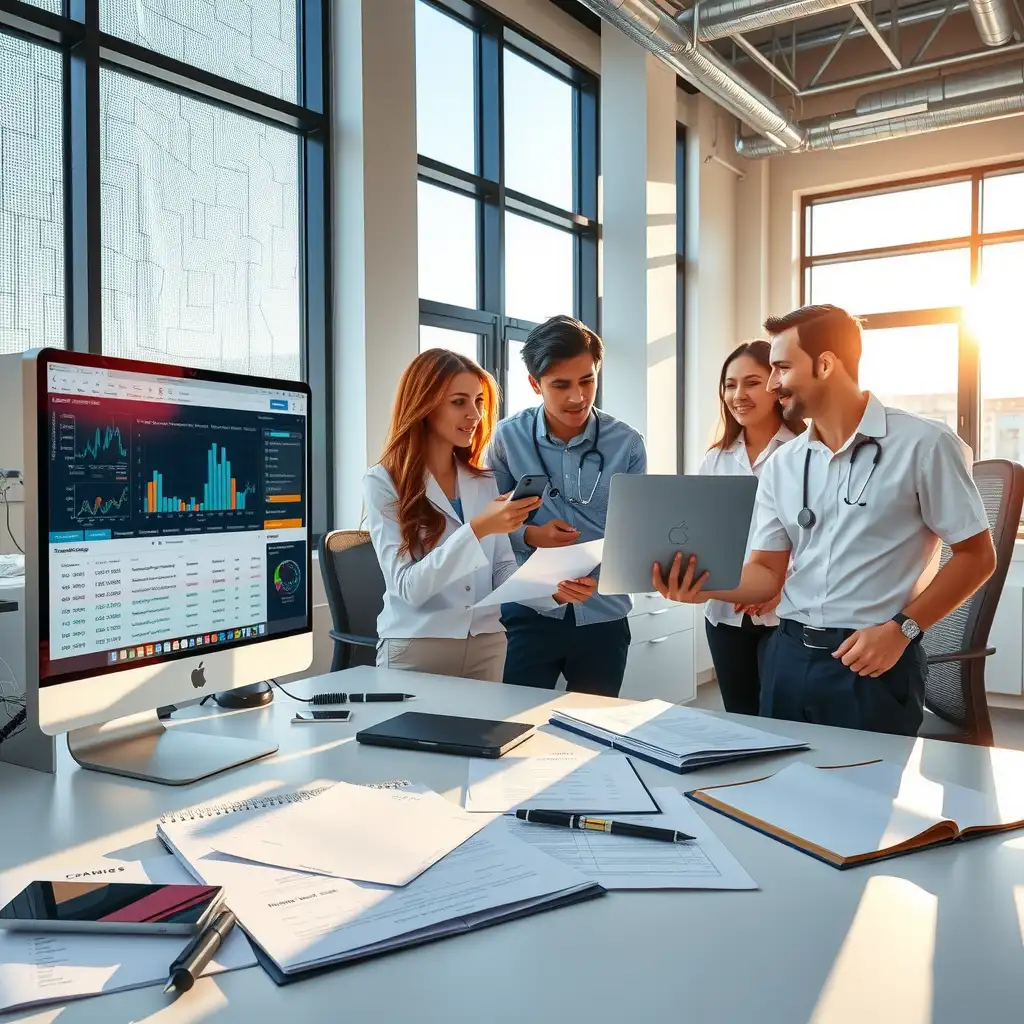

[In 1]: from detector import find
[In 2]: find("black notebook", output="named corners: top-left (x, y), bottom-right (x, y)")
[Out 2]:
top-left (356, 711), bottom-right (535, 758)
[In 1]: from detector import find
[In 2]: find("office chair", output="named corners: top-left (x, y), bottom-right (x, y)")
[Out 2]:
top-left (920, 459), bottom-right (1024, 746)
top-left (318, 530), bottom-right (385, 672)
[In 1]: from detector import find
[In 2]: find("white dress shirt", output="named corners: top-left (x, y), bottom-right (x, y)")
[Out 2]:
top-left (749, 394), bottom-right (990, 631)
top-left (363, 462), bottom-right (557, 640)
top-left (698, 425), bottom-right (797, 628)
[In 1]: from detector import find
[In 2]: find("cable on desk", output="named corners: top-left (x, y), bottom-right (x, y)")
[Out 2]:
top-left (0, 472), bottom-right (23, 555)
top-left (270, 679), bottom-right (350, 705)
top-left (0, 707), bottom-right (26, 747)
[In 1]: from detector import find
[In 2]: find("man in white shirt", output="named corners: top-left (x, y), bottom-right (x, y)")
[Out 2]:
top-left (655, 304), bottom-right (996, 735)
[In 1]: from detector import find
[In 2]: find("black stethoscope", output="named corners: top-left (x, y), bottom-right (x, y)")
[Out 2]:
top-left (797, 438), bottom-right (883, 530)
top-left (531, 407), bottom-right (605, 505)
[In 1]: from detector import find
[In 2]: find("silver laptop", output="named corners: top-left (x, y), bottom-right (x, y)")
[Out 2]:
top-left (598, 474), bottom-right (759, 596)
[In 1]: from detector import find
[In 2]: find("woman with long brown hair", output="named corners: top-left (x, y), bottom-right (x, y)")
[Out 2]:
top-left (698, 340), bottom-right (803, 715)
top-left (363, 348), bottom-right (587, 682)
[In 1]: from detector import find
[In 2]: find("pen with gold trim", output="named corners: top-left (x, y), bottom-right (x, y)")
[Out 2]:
top-left (515, 809), bottom-right (693, 843)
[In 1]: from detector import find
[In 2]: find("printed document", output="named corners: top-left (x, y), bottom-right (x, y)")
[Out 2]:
top-left (0, 855), bottom-right (255, 1014)
top-left (207, 782), bottom-right (494, 886)
top-left (476, 540), bottom-right (603, 608)
top-left (506, 788), bottom-right (756, 890)
top-left (465, 751), bottom-right (659, 814)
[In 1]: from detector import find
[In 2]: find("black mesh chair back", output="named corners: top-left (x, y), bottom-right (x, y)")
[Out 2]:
top-left (921, 459), bottom-right (1024, 745)
top-left (318, 530), bottom-right (385, 672)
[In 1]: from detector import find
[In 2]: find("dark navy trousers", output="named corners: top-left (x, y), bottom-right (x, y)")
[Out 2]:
top-left (759, 619), bottom-right (925, 736)
top-left (500, 605), bottom-right (631, 697)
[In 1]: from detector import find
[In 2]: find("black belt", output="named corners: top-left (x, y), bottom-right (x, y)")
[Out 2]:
top-left (779, 619), bottom-right (856, 650)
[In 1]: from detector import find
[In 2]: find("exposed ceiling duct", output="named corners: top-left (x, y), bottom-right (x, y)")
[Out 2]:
top-left (580, 0), bottom-right (1024, 158)
top-left (676, 0), bottom-right (858, 42)
top-left (736, 58), bottom-right (1024, 156)
top-left (969, 0), bottom-right (1016, 45)
top-left (574, 0), bottom-right (806, 149)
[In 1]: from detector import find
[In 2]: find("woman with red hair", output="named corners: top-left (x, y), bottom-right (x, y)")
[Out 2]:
top-left (363, 349), bottom-right (592, 682)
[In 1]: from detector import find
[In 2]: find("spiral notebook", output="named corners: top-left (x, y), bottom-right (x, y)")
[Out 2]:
top-left (157, 779), bottom-right (604, 985)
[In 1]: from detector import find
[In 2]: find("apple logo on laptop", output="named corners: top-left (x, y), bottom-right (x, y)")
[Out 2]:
top-left (190, 662), bottom-right (207, 689)
top-left (668, 522), bottom-right (689, 547)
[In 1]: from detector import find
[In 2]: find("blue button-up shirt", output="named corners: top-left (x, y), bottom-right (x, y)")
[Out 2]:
top-left (487, 406), bottom-right (647, 625)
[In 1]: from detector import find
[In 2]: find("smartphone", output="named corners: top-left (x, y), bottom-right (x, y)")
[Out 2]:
top-left (0, 881), bottom-right (224, 936)
top-left (510, 474), bottom-right (549, 502)
top-left (292, 710), bottom-right (353, 723)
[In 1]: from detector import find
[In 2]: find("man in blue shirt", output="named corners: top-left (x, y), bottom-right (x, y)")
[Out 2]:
top-left (488, 316), bottom-right (647, 696)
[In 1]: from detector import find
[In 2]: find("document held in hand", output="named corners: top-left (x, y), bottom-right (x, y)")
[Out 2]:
top-left (688, 758), bottom-right (1024, 868)
top-left (475, 540), bottom-right (604, 608)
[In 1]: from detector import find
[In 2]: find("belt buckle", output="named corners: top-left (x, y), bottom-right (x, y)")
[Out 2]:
top-left (801, 626), bottom-right (832, 650)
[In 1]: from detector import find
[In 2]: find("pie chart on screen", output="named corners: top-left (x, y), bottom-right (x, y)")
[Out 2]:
top-left (273, 559), bottom-right (302, 595)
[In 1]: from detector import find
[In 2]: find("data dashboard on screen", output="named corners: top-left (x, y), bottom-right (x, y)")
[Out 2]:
top-left (39, 357), bottom-right (310, 685)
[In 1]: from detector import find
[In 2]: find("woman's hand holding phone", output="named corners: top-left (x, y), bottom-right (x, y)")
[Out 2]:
top-left (471, 494), bottom-right (542, 539)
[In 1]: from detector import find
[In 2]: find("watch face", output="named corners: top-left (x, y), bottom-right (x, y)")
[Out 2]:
top-left (901, 618), bottom-right (922, 640)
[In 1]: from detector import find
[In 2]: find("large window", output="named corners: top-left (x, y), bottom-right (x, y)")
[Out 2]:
top-left (0, 1), bottom-right (331, 534)
top-left (414, 0), bottom-right (599, 417)
top-left (803, 163), bottom-right (1024, 530)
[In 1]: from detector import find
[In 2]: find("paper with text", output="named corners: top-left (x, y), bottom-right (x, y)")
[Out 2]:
top-left (0, 855), bottom-right (255, 1015)
top-left (475, 539), bottom-right (604, 608)
top-left (506, 788), bottom-right (756, 890)
top-left (207, 782), bottom-right (495, 886)
top-left (465, 751), bottom-right (658, 814)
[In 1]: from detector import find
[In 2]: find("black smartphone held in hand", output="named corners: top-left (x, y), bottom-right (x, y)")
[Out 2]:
top-left (0, 881), bottom-right (225, 935)
top-left (510, 474), bottom-right (549, 502)
top-left (292, 710), bottom-right (353, 723)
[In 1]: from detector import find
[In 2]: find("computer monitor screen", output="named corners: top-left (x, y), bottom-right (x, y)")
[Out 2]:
top-left (36, 351), bottom-right (311, 688)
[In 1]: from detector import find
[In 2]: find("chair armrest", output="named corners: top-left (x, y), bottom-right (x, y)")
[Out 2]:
top-left (925, 647), bottom-right (996, 666)
top-left (329, 629), bottom-right (378, 649)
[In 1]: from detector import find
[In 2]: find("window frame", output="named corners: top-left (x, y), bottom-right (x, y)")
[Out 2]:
top-left (0, 0), bottom-right (333, 537)
top-left (801, 159), bottom-right (1024, 463)
top-left (415, 0), bottom-right (599, 417)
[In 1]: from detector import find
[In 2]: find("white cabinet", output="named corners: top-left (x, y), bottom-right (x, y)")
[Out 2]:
top-left (621, 593), bottom-right (696, 704)
top-left (987, 585), bottom-right (1023, 695)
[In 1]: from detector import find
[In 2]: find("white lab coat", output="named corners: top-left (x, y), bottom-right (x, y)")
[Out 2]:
top-left (363, 462), bottom-right (557, 641)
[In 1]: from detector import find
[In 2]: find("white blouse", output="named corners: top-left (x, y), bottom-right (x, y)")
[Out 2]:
top-left (697, 425), bottom-right (796, 629)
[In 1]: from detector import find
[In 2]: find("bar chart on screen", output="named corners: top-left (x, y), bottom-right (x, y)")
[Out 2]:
top-left (144, 444), bottom-right (256, 514)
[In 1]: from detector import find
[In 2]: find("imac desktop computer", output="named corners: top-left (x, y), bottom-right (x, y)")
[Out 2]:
top-left (23, 349), bottom-right (313, 785)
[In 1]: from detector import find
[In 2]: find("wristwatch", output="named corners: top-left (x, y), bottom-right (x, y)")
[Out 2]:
top-left (892, 613), bottom-right (923, 642)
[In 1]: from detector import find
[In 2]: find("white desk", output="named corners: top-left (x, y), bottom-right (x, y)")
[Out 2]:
top-left (3, 666), bottom-right (1024, 1024)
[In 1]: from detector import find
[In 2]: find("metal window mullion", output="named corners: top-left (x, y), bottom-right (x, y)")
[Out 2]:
top-left (66, 0), bottom-right (100, 355)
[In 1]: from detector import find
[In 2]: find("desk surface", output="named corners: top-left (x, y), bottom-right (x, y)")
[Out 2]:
top-left (3, 667), bottom-right (1024, 1024)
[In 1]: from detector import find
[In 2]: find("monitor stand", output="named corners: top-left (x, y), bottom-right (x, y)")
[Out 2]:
top-left (66, 709), bottom-right (278, 786)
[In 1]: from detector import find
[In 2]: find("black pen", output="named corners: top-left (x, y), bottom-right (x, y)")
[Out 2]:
top-left (515, 809), bottom-right (694, 843)
top-left (343, 692), bottom-right (415, 703)
top-left (163, 907), bottom-right (237, 997)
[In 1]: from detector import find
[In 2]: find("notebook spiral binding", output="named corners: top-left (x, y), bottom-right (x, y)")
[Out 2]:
top-left (159, 779), bottom-right (412, 824)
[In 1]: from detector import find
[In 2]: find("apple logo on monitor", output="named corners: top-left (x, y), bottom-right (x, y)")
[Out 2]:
top-left (190, 662), bottom-right (207, 689)
top-left (668, 522), bottom-right (689, 547)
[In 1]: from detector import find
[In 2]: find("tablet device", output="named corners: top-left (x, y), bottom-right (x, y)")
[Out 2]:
top-left (598, 474), bottom-right (759, 595)
top-left (356, 712), bottom-right (535, 758)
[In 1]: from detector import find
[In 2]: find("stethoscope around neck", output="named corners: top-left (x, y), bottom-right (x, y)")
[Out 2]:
top-left (797, 438), bottom-right (883, 530)
top-left (531, 407), bottom-right (604, 505)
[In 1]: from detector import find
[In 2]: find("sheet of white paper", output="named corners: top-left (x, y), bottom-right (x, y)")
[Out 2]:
top-left (703, 762), bottom-right (951, 858)
top-left (475, 539), bottom-right (603, 608)
top-left (164, 817), bottom-right (594, 972)
top-left (552, 699), bottom-right (806, 762)
top-left (465, 751), bottom-right (659, 814)
top-left (0, 855), bottom-right (255, 1015)
top-left (506, 788), bottom-right (757, 890)
top-left (208, 782), bottom-right (495, 886)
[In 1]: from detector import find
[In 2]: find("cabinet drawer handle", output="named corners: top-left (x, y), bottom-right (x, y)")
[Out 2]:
top-left (648, 636), bottom-right (668, 644)
top-left (650, 608), bottom-right (669, 616)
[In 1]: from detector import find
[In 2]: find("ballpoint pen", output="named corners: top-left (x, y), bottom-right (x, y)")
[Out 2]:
top-left (515, 809), bottom-right (694, 843)
top-left (163, 907), bottom-right (237, 997)
top-left (342, 692), bottom-right (415, 703)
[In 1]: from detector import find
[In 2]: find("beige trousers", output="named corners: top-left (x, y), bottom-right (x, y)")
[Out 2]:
top-left (376, 633), bottom-right (507, 683)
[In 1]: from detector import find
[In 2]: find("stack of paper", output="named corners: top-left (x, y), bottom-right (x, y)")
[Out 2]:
top-left (464, 751), bottom-right (659, 814)
top-left (157, 785), bottom-right (604, 983)
top-left (0, 855), bottom-right (256, 1015)
top-left (550, 699), bottom-right (808, 773)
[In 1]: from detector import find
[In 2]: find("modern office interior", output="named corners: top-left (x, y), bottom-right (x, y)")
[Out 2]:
top-left (1, 0), bottom-right (1024, 1021)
